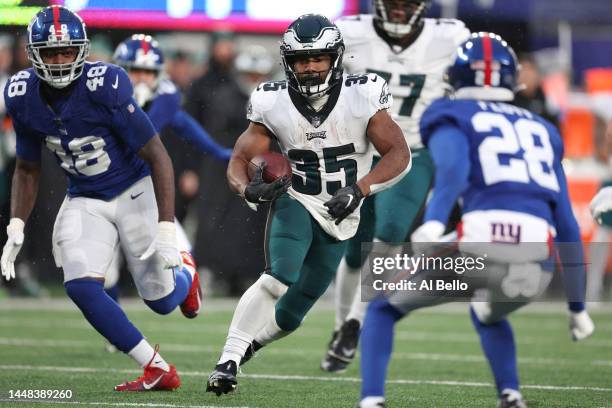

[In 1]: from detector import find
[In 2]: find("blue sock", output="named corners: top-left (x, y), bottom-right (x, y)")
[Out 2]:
top-left (64, 279), bottom-right (143, 353)
top-left (144, 266), bottom-right (192, 315)
top-left (104, 284), bottom-right (120, 303)
top-left (360, 299), bottom-right (405, 399)
top-left (469, 307), bottom-right (519, 394)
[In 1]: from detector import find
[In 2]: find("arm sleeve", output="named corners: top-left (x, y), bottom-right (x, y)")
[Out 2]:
top-left (423, 124), bottom-right (470, 224)
top-left (553, 162), bottom-right (586, 312)
top-left (111, 98), bottom-right (157, 152)
top-left (367, 75), bottom-right (393, 118)
top-left (13, 118), bottom-right (42, 162)
top-left (170, 110), bottom-right (232, 161)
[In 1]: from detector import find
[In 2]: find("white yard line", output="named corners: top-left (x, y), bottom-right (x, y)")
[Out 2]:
top-left (1, 364), bottom-right (611, 393)
top-left (0, 337), bottom-right (611, 368)
top-left (0, 399), bottom-right (248, 408)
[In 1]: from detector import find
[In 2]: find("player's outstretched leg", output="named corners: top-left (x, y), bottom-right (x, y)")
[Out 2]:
top-left (142, 251), bottom-right (202, 318)
top-left (470, 306), bottom-right (525, 408)
top-left (357, 299), bottom-right (404, 407)
top-left (64, 278), bottom-right (180, 391)
top-left (206, 274), bottom-right (289, 395)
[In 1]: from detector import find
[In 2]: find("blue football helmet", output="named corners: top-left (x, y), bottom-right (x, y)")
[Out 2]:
top-left (447, 32), bottom-right (519, 102)
top-left (113, 34), bottom-right (164, 73)
top-left (26, 5), bottom-right (90, 89)
top-left (113, 34), bottom-right (164, 106)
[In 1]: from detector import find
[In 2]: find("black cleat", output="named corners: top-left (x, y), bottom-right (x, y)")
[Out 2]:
top-left (320, 319), bottom-right (360, 373)
top-left (497, 391), bottom-right (527, 408)
top-left (206, 360), bottom-right (238, 396)
top-left (240, 340), bottom-right (263, 366)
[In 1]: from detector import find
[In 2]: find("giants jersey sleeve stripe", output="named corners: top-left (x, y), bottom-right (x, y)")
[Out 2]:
top-left (336, 15), bottom-right (470, 149)
top-left (3, 62), bottom-right (156, 200)
top-left (247, 74), bottom-right (392, 240)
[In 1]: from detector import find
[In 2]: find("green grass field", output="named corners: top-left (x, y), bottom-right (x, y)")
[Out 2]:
top-left (0, 298), bottom-right (610, 408)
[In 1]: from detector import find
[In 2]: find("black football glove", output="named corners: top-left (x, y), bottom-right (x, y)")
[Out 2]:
top-left (244, 164), bottom-right (291, 204)
top-left (324, 184), bottom-right (365, 225)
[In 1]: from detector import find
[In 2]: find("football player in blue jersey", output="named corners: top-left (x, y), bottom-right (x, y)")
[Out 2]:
top-left (100, 34), bottom-right (232, 306)
top-left (0, 6), bottom-right (202, 391)
top-left (357, 33), bottom-right (595, 408)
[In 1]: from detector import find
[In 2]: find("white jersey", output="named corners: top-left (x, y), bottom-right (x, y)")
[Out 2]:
top-left (247, 74), bottom-right (392, 240)
top-left (337, 15), bottom-right (470, 148)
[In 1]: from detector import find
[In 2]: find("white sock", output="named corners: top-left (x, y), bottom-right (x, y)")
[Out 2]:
top-left (335, 257), bottom-right (361, 330)
top-left (218, 327), bottom-right (252, 366)
top-left (218, 275), bottom-right (287, 365)
top-left (255, 316), bottom-right (290, 346)
top-left (128, 339), bottom-right (170, 372)
top-left (346, 282), bottom-right (368, 325)
top-left (359, 396), bottom-right (385, 408)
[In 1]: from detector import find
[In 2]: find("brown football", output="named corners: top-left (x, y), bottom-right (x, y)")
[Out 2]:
top-left (247, 152), bottom-right (292, 183)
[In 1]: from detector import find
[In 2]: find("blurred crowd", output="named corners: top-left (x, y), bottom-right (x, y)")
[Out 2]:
top-left (0, 30), bottom-right (281, 297)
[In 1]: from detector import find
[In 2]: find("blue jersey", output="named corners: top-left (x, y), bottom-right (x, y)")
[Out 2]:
top-left (4, 62), bottom-right (156, 200)
top-left (421, 98), bottom-right (564, 227)
top-left (145, 79), bottom-right (231, 161)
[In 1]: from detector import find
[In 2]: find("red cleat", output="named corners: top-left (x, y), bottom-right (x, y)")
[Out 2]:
top-left (114, 346), bottom-right (180, 391)
top-left (180, 251), bottom-right (202, 319)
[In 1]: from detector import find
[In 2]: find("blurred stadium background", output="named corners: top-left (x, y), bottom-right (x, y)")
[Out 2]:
top-left (0, 0), bottom-right (610, 301)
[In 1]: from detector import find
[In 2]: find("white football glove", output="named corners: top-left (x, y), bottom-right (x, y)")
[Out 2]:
top-left (569, 310), bottom-right (595, 341)
top-left (1, 218), bottom-right (25, 281)
top-left (590, 186), bottom-right (612, 224)
top-left (411, 220), bottom-right (446, 243)
top-left (140, 221), bottom-right (182, 270)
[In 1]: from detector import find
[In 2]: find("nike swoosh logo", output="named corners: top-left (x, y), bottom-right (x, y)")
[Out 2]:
top-left (112, 74), bottom-right (119, 89)
top-left (345, 194), bottom-right (354, 208)
top-left (131, 192), bottom-right (144, 200)
top-left (341, 347), bottom-right (356, 357)
top-left (142, 374), bottom-right (164, 390)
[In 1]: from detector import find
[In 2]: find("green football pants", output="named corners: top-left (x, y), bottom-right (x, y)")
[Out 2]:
top-left (266, 194), bottom-right (348, 331)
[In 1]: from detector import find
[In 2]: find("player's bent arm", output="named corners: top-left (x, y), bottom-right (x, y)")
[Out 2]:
top-left (423, 125), bottom-right (470, 224)
top-left (227, 122), bottom-right (273, 196)
top-left (10, 158), bottom-right (41, 222)
top-left (138, 136), bottom-right (175, 222)
top-left (361, 109), bottom-right (411, 196)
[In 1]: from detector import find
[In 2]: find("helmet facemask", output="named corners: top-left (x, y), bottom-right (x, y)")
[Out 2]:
top-left (373, 0), bottom-right (430, 39)
top-left (28, 41), bottom-right (89, 89)
top-left (282, 50), bottom-right (343, 97)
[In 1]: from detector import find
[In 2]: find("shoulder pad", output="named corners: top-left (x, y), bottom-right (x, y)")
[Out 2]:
top-left (420, 98), bottom-right (463, 146)
top-left (427, 18), bottom-right (471, 44)
top-left (336, 15), bottom-right (373, 38)
top-left (3, 69), bottom-right (36, 120)
top-left (84, 62), bottom-right (133, 108)
top-left (344, 73), bottom-right (392, 118)
top-left (249, 80), bottom-right (287, 118)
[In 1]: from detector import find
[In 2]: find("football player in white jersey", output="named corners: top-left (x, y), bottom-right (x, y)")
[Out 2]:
top-left (321, 0), bottom-right (471, 372)
top-left (206, 14), bottom-right (411, 396)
